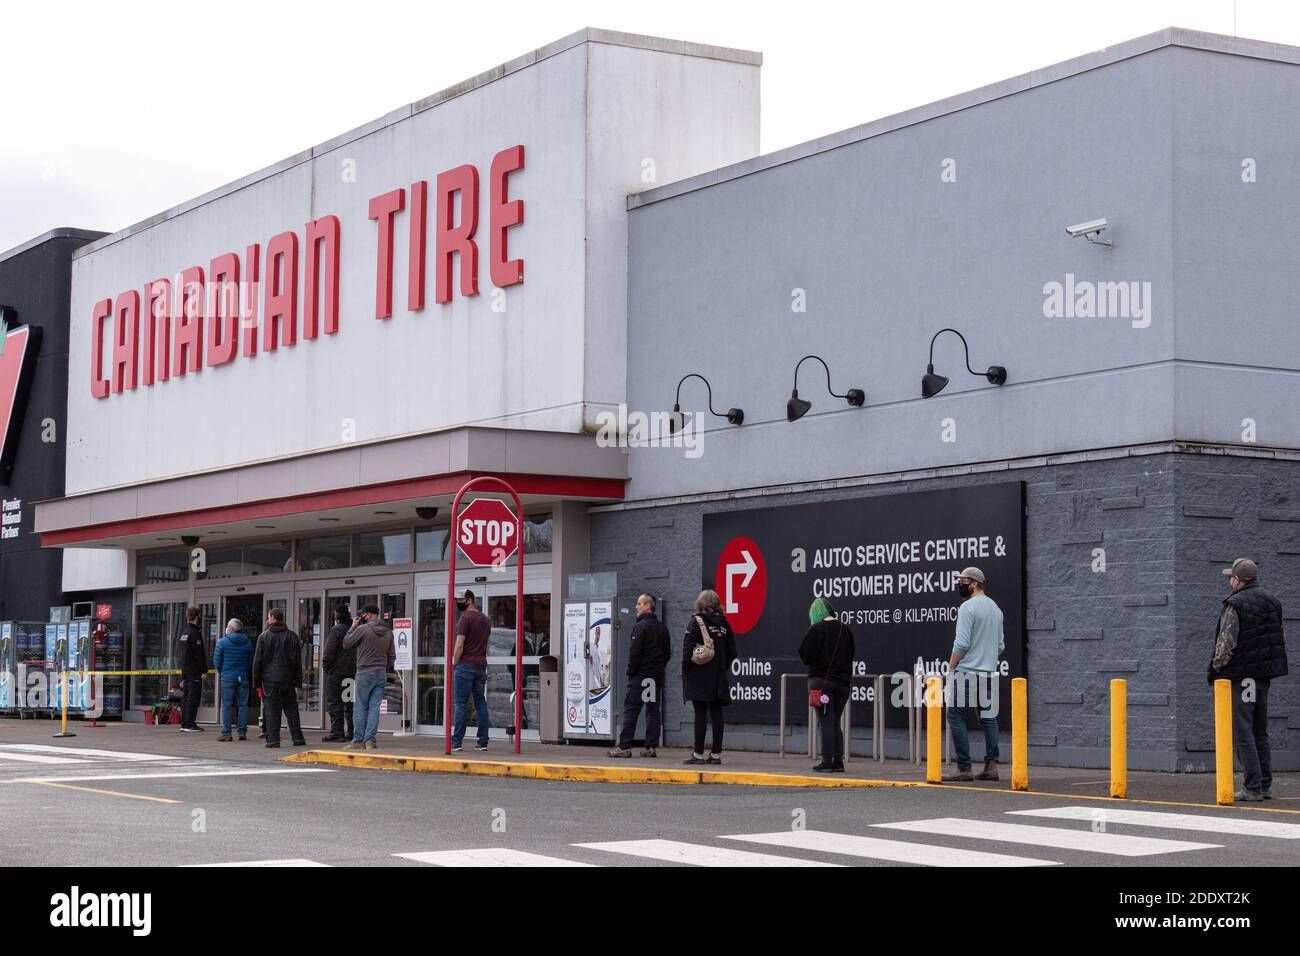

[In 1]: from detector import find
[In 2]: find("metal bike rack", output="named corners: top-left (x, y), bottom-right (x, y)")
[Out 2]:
top-left (779, 672), bottom-right (887, 764)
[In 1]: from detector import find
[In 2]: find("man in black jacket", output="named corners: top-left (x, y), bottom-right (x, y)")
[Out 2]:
top-left (1209, 558), bottom-right (1289, 801)
top-left (178, 607), bottom-right (207, 732)
top-left (321, 605), bottom-right (356, 742)
top-left (608, 593), bottom-right (671, 758)
top-left (252, 607), bottom-right (306, 748)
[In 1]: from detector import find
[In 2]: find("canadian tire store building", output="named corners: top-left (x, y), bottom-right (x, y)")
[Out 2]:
top-left (33, 27), bottom-right (1300, 769)
top-left (33, 29), bottom-right (759, 738)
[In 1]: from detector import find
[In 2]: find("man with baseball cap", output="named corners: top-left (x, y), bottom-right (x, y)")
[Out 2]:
top-left (1210, 558), bottom-right (1288, 801)
top-left (942, 566), bottom-right (1005, 782)
top-left (451, 589), bottom-right (493, 752)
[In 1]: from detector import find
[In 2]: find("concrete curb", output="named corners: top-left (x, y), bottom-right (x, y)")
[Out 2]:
top-left (281, 750), bottom-right (923, 788)
top-left (281, 751), bottom-right (1300, 812)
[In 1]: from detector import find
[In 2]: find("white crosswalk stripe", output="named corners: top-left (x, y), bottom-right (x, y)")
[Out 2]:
top-left (194, 803), bottom-right (1291, 868)
top-left (874, 817), bottom-right (1220, 856)
top-left (1009, 806), bottom-right (1300, 839)
top-left (397, 849), bottom-right (596, 867)
top-left (575, 839), bottom-right (841, 866)
top-left (13, 768), bottom-right (335, 783)
top-left (721, 829), bottom-right (1057, 866)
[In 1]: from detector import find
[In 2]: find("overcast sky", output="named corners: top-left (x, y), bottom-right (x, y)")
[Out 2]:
top-left (1, 0), bottom-right (1293, 251)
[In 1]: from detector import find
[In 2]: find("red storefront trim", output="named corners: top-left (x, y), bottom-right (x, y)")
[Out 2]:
top-left (41, 471), bottom-right (624, 547)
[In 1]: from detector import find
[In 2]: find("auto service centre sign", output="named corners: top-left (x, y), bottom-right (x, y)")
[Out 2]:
top-left (702, 483), bottom-right (1025, 726)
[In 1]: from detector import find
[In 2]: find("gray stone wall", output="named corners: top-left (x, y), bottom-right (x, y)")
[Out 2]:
top-left (589, 451), bottom-right (1299, 771)
top-left (1174, 455), bottom-right (1300, 769)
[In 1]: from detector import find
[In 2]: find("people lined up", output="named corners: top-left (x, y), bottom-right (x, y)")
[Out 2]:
top-left (171, 557), bottom-right (1287, 803)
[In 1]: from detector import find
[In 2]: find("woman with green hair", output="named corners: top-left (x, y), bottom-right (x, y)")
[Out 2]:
top-left (799, 596), bottom-right (856, 772)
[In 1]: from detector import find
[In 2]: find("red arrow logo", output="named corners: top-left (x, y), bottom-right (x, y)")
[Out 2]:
top-left (0, 321), bottom-right (34, 470)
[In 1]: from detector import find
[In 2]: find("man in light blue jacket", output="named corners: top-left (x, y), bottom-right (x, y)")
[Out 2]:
top-left (942, 567), bottom-right (1005, 782)
top-left (213, 619), bottom-right (253, 741)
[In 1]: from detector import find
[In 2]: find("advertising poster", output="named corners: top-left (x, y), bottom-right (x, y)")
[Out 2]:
top-left (0, 622), bottom-right (11, 709)
top-left (76, 620), bottom-right (91, 710)
top-left (586, 601), bottom-right (613, 737)
top-left (563, 603), bottom-right (588, 734)
top-left (701, 483), bottom-right (1025, 728)
top-left (392, 618), bottom-right (413, 670)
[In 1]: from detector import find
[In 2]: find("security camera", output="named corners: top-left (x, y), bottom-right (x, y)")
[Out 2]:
top-left (415, 507), bottom-right (439, 521)
top-left (1065, 218), bottom-right (1111, 246)
top-left (181, 535), bottom-right (200, 547)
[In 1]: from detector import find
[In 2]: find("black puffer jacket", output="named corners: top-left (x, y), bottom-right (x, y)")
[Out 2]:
top-left (179, 622), bottom-right (206, 679)
top-left (627, 613), bottom-right (671, 676)
top-left (322, 622), bottom-right (357, 678)
top-left (252, 624), bottom-right (303, 688)
top-left (682, 611), bottom-right (738, 704)
top-left (800, 618), bottom-right (856, 688)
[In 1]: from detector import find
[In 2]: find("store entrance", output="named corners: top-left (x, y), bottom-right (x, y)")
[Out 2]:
top-left (195, 591), bottom-right (284, 731)
top-left (223, 593), bottom-right (263, 730)
top-left (322, 585), bottom-right (408, 733)
top-left (414, 564), bottom-right (551, 741)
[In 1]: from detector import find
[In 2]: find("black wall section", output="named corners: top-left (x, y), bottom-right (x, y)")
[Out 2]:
top-left (0, 230), bottom-right (106, 621)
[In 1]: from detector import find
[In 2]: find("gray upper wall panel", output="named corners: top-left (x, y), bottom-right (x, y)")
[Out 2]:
top-left (624, 32), bottom-right (1300, 502)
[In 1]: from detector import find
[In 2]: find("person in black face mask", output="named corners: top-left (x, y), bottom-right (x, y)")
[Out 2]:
top-left (941, 567), bottom-right (1005, 783)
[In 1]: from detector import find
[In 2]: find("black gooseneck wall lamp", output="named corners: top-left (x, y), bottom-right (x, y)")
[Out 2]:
top-left (670, 373), bottom-right (744, 434)
top-left (921, 328), bottom-right (1008, 398)
top-left (786, 355), bottom-right (865, 422)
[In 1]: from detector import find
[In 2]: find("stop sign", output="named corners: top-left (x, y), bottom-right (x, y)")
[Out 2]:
top-left (456, 498), bottom-right (520, 567)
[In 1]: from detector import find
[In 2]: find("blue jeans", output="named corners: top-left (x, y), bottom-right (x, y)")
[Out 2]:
top-left (948, 701), bottom-right (1000, 772)
top-left (352, 669), bottom-right (386, 743)
top-left (452, 663), bottom-right (490, 747)
top-left (219, 675), bottom-right (249, 735)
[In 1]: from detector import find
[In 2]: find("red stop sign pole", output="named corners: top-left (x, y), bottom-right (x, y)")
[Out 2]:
top-left (444, 477), bottom-right (525, 755)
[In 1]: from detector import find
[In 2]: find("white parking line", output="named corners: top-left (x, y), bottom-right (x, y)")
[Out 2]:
top-left (1010, 806), bottom-right (1300, 839)
top-left (873, 818), bottom-right (1220, 857)
top-left (397, 849), bottom-right (596, 867)
top-left (0, 744), bottom-right (183, 762)
top-left (722, 829), bottom-right (1058, 867)
top-left (12, 768), bottom-right (335, 783)
top-left (576, 839), bottom-right (841, 866)
top-left (183, 859), bottom-right (331, 867)
top-left (0, 752), bottom-right (93, 765)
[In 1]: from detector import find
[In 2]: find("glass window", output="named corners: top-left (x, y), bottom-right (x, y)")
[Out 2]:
top-left (354, 530), bottom-right (411, 567)
top-left (297, 597), bottom-right (323, 716)
top-left (136, 551), bottom-right (188, 586)
top-left (132, 601), bottom-right (186, 709)
top-left (488, 592), bottom-right (551, 658)
top-left (296, 536), bottom-right (350, 571)
top-left (415, 527), bottom-right (451, 563)
top-left (523, 513), bottom-right (553, 554)
top-left (244, 541), bottom-right (293, 576)
top-left (197, 547), bottom-right (242, 580)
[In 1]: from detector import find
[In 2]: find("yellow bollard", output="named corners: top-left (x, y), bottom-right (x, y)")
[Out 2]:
top-left (1214, 678), bottom-right (1233, 806)
top-left (1110, 679), bottom-right (1127, 799)
top-left (53, 669), bottom-right (77, 738)
top-left (926, 676), bottom-right (942, 783)
top-left (1011, 677), bottom-right (1028, 791)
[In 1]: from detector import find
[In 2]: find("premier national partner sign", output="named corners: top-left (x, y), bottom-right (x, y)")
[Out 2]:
top-left (701, 483), bottom-right (1025, 727)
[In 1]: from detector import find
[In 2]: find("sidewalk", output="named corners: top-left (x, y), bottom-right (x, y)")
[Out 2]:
top-left (3, 716), bottom-right (1296, 810)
